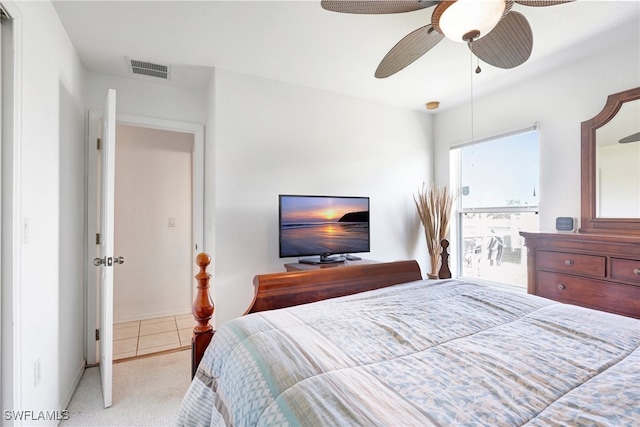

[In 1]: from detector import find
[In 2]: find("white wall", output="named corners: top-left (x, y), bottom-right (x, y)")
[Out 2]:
top-left (85, 71), bottom-right (208, 124)
top-left (208, 70), bottom-right (433, 326)
top-left (1, 5), bottom-right (16, 416)
top-left (433, 22), bottom-right (640, 233)
top-left (113, 124), bottom-right (193, 323)
top-left (1, 1), bottom-right (86, 423)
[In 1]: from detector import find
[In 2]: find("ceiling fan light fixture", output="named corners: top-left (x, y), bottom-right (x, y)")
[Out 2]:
top-left (433, 0), bottom-right (509, 43)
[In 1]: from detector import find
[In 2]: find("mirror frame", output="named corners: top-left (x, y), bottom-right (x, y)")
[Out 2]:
top-left (580, 86), bottom-right (640, 235)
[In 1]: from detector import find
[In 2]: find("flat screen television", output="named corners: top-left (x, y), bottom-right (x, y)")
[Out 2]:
top-left (279, 194), bottom-right (370, 264)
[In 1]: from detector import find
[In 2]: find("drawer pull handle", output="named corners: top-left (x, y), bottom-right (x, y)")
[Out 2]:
top-left (634, 268), bottom-right (640, 275)
top-left (565, 259), bottom-right (574, 267)
top-left (558, 283), bottom-right (566, 291)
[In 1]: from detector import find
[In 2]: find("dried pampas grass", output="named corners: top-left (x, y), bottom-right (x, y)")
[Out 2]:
top-left (414, 184), bottom-right (455, 277)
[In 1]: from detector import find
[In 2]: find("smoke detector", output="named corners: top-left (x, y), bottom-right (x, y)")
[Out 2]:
top-left (425, 101), bottom-right (440, 110)
top-left (126, 57), bottom-right (170, 80)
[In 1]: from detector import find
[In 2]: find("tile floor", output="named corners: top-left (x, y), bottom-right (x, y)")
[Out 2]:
top-left (113, 313), bottom-right (193, 361)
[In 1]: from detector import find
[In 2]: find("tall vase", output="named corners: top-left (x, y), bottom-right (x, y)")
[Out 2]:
top-left (427, 251), bottom-right (439, 279)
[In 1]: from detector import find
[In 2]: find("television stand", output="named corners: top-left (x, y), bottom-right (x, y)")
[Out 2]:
top-left (284, 259), bottom-right (378, 272)
top-left (299, 255), bottom-right (344, 265)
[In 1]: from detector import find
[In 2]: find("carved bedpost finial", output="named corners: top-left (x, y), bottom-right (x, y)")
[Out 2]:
top-left (192, 253), bottom-right (214, 378)
top-left (438, 239), bottom-right (452, 279)
top-left (193, 253), bottom-right (214, 333)
top-left (191, 253), bottom-right (214, 334)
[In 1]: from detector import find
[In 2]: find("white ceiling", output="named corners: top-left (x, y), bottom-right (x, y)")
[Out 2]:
top-left (52, 0), bottom-right (640, 113)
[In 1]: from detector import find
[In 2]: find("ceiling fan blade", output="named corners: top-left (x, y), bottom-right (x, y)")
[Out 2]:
top-left (321, 1), bottom-right (437, 14)
top-left (516, 0), bottom-right (574, 7)
top-left (619, 132), bottom-right (640, 144)
top-left (469, 11), bottom-right (532, 69)
top-left (375, 24), bottom-right (444, 78)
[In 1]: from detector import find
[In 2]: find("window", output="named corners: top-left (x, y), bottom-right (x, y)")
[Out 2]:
top-left (450, 126), bottom-right (539, 288)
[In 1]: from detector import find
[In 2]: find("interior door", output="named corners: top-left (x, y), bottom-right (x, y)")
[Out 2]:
top-left (95, 89), bottom-right (117, 408)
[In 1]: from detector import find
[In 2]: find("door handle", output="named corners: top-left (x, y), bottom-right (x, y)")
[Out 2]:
top-left (93, 257), bottom-right (106, 266)
top-left (114, 256), bottom-right (125, 265)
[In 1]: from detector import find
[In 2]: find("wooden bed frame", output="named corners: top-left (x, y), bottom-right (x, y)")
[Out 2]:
top-left (191, 241), bottom-right (451, 377)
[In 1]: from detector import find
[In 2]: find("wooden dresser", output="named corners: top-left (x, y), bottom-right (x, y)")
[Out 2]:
top-left (520, 232), bottom-right (640, 319)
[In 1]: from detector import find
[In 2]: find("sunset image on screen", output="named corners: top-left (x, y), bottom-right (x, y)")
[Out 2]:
top-left (280, 196), bottom-right (368, 224)
top-left (279, 196), bottom-right (370, 258)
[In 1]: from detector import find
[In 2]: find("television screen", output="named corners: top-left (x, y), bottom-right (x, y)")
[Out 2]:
top-left (279, 195), bottom-right (370, 261)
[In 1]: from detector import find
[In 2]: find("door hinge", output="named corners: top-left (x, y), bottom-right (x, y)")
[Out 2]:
top-left (95, 329), bottom-right (100, 341)
top-left (97, 138), bottom-right (102, 150)
top-left (96, 233), bottom-right (101, 245)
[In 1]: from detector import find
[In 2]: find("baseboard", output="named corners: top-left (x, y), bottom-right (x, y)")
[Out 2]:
top-left (62, 360), bottom-right (86, 410)
top-left (114, 307), bottom-right (191, 324)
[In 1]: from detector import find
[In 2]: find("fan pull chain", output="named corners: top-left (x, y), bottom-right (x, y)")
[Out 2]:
top-left (532, 139), bottom-right (537, 197)
top-left (468, 37), bottom-right (482, 74)
top-left (469, 40), bottom-right (475, 145)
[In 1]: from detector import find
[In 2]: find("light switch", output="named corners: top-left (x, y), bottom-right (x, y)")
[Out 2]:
top-left (168, 217), bottom-right (176, 227)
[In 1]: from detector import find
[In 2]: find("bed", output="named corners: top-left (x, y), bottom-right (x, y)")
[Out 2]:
top-left (178, 250), bottom-right (640, 426)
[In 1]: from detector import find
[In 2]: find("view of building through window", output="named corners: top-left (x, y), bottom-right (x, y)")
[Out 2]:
top-left (460, 211), bottom-right (538, 287)
top-left (451, 127), bottom-right (539, 288)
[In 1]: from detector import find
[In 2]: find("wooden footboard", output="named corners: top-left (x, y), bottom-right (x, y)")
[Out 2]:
top-left (191, 240), bottom-right (450, 376)
top-left (245, 260), bottom-right (422, 314)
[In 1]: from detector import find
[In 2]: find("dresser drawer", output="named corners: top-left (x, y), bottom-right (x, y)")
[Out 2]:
top-left (611, 258), bottom-right (640, 284)
top-left (536, 271), bottom-right (640, 318)
top-left (537, 250), bottom-right (605, 277)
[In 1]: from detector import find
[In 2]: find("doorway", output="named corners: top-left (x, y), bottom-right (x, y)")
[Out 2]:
top-left (112, 124), bottom-right (194, 359)
top-left (85, 112), bottom-right (204, 366)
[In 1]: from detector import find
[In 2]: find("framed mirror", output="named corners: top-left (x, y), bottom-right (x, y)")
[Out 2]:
top-left (580, 87), bottom-right (640, 235)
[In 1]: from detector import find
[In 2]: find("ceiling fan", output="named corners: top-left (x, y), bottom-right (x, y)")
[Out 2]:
top-left (619, 132), bottom-right (640, 144)
top-left (321, 0), bottom-right (574, 78)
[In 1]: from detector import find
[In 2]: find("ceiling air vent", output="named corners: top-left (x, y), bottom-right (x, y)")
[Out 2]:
top-left (126, 58), bottom-right (170, 80)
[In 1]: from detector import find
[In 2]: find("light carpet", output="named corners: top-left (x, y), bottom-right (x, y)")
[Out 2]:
top-left (61, 349), bottom-right (191, 426)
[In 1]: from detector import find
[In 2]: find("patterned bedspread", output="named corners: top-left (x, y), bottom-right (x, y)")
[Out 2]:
top-left (176, 279), bottom-right (640, 426)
